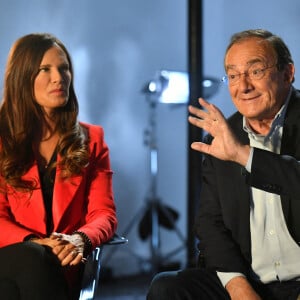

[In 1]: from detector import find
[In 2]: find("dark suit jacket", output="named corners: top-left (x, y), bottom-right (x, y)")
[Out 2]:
top-left (195, 88), bottom-right (300, 277)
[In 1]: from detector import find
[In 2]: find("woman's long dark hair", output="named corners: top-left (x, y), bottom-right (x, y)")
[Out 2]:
top-left (0, 33), bottom-right (89, 191)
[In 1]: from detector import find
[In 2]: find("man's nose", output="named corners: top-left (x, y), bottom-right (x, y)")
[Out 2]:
top-left (238, 72), bottom-right (254, 91)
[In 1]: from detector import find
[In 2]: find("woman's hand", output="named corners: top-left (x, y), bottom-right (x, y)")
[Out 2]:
top-left (31, 233), bottom-right (85, 266)
top-left (50, 232), bottom-right (86, 266)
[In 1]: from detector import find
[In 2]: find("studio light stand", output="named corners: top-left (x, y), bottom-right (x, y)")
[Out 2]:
top-left (102, 71), bottom-right (219, 274)
top-left (115, 89), bottom-right (186, 274)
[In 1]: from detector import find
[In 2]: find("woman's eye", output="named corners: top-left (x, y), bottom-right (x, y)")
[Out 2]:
top-left (39, 67), bottom-right (49, 72)
top-left (61, 66), bottom-right (70, 72)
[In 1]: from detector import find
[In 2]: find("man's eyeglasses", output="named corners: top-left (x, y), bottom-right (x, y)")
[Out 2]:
top-left (221, 63), bottom-right (277, 85)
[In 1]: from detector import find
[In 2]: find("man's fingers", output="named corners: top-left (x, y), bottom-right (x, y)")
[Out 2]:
top-left (198, 98), bottom-right (225, 119)
top-left (191, 142), bottom-right (210, 154)
top-left (189, 100), bottom-right (223, 125)
top-left (188, 115), bottom-right (219, 135)
top-left (189, 105), bottom-right (207, 119)
top-left (198, 97), bottom-right (210, 108)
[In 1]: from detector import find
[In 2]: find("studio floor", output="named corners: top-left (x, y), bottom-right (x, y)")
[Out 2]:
top-left (96, 272), bottom-right (152, 300)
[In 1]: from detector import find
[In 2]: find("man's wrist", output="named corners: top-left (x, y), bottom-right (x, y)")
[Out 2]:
top-left (217, 272), bottom-right (245, 287)
top-left (235, 145), bottom-right (251, 166)
top-left (226, 276), bottom-right (253, 294)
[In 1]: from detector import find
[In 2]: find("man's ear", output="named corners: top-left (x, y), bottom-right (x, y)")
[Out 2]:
top-left (284, 63), bottom-right (295, 84)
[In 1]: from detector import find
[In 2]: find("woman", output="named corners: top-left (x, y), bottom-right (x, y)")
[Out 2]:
top-left (0, 33), bottom-right (117, 299)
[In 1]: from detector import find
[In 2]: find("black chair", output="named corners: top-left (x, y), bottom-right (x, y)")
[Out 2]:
top-left (79, 234), bottom-right (128, 300)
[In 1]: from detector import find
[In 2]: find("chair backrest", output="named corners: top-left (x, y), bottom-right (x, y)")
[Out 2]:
top-left (79, 234), bottom-right (128, 300)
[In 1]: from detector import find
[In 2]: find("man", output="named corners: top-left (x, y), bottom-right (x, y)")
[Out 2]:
top-left (147, 29), bottom-right (300, 299)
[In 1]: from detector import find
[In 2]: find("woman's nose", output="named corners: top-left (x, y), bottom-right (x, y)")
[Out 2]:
top-left (51, 68), bottom-right (63, 83)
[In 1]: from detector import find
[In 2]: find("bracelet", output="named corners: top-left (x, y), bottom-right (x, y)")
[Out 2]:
top-left (73, 231), bottom-right (92, 255)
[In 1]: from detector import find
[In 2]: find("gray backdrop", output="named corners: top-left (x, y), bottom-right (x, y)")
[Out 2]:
top-left (0, 0), bottom-right (299, 275)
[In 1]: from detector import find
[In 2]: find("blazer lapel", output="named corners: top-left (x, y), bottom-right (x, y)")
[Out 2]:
top-left (52, 155), bottom-right (83, 230)
top-left (20, 163), bottom-right (47, 233)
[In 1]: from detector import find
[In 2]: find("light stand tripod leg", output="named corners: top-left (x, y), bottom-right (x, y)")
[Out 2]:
top-left (102, 94), bottom-right (186, 275)
top-left (150, 200), bottom-right (161, 272)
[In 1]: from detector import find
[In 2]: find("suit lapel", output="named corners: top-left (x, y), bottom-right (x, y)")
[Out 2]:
top-left (228, 113), bottom-right (252, 258)
top-left (281, 89), bottom-right (300, 157)
top-left (280, 89), bottom-right (300, 222)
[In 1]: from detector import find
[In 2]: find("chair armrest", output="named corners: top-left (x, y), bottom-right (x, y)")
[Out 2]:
top-left (106, 233), bottom-right (128, 245)
top-left (79, 246), bottom-right (102, 300)
top-left (79, 233), bottom-right (128, 300)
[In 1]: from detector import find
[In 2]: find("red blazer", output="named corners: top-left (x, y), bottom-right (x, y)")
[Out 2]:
top-left (0, 123), bottom-right (117, 250)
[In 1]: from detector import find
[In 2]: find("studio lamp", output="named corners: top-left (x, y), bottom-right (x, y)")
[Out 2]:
top-left (143, 70), bottom-right (220, 104)
top-left (120, 71), bottom-right (220, 273)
